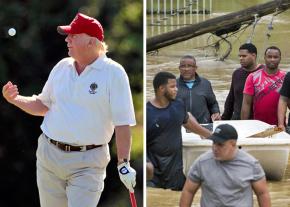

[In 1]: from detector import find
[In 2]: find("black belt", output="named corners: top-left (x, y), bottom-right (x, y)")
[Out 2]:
top-left (44, 134), bottom-right (102, 152)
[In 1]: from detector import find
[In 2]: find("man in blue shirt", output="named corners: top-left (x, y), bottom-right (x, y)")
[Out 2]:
top-left (147, 71), bottom-right (211, 190)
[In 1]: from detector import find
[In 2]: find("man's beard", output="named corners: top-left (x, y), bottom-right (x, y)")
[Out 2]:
top-left (266, 63), bottom-right (278, 70)
top-left (243, 62), bottom-right (254, 71)
top-left (164, 91), bottom-right (175, 101)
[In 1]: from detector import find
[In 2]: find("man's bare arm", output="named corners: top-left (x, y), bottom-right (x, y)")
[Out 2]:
top-left (252, 178), bottom-right (271, 207)
top-left (180, 179), bottom-right (201, 207)
top-left (183, 113), bottom-right (211, 138)
top-left (241, 94), bottom-right (253, 120)
top-left (2, 81), bottom-right (48, 116)
top-left (278, 96), bottom-right (288, 130)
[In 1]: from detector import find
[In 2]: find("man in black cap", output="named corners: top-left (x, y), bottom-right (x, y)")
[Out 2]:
top-left (180, 124), bottom-right (271, 207)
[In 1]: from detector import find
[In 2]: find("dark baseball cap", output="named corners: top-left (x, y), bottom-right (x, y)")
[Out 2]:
top-left (57, 13), bottom-right (104, 42)
top-left (209, 124), bottom-right (238, 143)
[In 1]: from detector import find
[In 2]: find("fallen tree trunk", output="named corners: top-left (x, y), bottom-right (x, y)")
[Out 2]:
top-left (147, 0), bottom-right (290, 52)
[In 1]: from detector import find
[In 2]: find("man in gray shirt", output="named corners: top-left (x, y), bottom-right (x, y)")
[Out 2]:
top-left (180, 124), bottom-right (271, 207)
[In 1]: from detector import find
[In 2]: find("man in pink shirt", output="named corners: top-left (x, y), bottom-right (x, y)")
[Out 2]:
top-left (241, 46), bottom-right (286, 125)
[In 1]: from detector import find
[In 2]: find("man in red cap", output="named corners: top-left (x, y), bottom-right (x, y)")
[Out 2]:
top-left (2, 13), bottom-right (136, 207)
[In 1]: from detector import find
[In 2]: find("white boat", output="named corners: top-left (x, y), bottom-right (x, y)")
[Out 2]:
top-left (182, 120), bottom-right (290, 181)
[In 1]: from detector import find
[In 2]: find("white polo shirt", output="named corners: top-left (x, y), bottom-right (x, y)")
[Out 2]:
top-left (37, 54), bottom-right (136, 145)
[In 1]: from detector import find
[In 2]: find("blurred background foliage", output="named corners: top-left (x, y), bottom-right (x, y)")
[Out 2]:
top-left (0, 0), bottom-right (143, 206)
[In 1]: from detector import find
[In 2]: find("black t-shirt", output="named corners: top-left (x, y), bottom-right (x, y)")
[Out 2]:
top-left (279, 72), bottom-right (290, 127)
top-left (280, 72), bottom-right (290, 98)
top-left (146, 99), bottom-right (188, 190)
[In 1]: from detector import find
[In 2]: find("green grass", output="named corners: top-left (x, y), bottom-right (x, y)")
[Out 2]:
top-left (131, 124), bottom-right (143, 159)
top-left (131, 92), bottom-right (143, 159)
top-left (111, 92), bottom-right (143, 160)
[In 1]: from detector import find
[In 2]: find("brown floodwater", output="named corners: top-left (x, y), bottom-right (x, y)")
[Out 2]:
top-left (147, 158), bottom-right (290, 206)
top-left (147, 175), bottom-right (290, 206)
top-left (146, 0), bottom-right (290, 206)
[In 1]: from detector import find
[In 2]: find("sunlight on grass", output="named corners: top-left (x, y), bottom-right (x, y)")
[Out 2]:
top-left (111, 93), bottom-right (143, 160)
top-left (131, 93), bottom-right (143, 160)
top-left (131, 125), bottom-right (143, 159)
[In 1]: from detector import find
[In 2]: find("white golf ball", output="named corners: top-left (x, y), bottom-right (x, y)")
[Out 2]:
top-left (8, 28), bottom-right (16, 36)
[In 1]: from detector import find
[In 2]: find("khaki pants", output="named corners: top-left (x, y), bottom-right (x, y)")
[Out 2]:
top-left (36, 134), bottom-right (110, 207)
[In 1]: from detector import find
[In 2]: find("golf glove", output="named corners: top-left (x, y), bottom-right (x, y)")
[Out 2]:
top-left (117, 162), bottom-right (136, 192)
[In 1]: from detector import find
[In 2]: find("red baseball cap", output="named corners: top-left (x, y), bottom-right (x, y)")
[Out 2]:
top-left (57, 13), bottom-right (104, 42)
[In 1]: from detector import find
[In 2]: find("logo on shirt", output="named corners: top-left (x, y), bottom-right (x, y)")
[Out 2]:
top-left (89, 82), bottom-right (98, 94)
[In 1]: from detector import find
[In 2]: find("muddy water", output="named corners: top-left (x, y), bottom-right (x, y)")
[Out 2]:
top-left (146, 0), bottom-right (290, 206)
top-left (147, 179), bottom-right (290, 207)
top-left (147, 160), bottom-right (290, 206)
